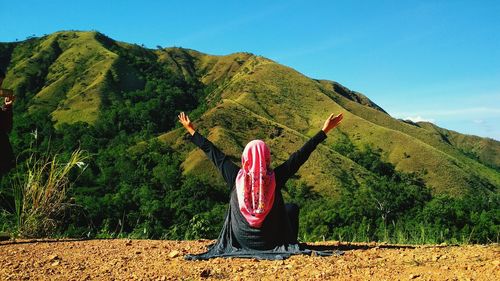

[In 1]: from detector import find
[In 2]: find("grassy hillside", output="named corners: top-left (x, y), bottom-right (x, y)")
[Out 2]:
top-left (4, 32), bottom-right (113, 125)
top-left (417, 121), bottom-right (500, 169)
top-left (1, 31), bottom-right (498, 198)
top-left (156, 52), bottom-right (499, 196)
top-left (1, 31), bottom-right (498, 243)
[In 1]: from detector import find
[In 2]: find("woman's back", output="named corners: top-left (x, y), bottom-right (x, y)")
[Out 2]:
top-left (189, 129), bottom-right (328, 249)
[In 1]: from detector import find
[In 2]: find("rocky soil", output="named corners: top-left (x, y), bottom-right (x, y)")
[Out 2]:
top-left (0, 239), bottom-right (498, 280)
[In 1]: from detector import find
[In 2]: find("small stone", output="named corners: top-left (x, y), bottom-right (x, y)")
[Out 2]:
top-left (48, 254), bottom-right (59, 261)
top-left (409, 274), bottom-right (420, 279)
top-left (168, 250), bottom-right (180, 258)
top-left (200, 268), bottom-right (211, 278)
top-left (51, 260), bottom-right (60, 267)
top-left (135, 250), bottom-right (141, 254)
top-left (125, 240), bottom-right (132, 246)
top-left (432, 255), bottom-right (441, 262)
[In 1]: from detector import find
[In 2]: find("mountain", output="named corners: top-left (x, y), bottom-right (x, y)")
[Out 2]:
top-left (1, 30), bottom-right (498, 198)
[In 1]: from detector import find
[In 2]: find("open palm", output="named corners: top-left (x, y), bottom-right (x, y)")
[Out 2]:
top-left (322, 113), bottom-right (343, 134)
top-left (178, 112), bottom-right (195, 135)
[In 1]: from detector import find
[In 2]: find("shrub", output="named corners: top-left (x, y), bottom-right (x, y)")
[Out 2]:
top-left (12, 149), bottom-right (88, 237)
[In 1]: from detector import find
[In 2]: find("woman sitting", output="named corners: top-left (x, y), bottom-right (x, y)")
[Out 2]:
top-left (178, 112), bottom-right (343, 260)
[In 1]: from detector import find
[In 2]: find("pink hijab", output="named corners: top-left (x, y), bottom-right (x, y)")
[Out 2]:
top-left (235, 140), bottom-right (276, 228)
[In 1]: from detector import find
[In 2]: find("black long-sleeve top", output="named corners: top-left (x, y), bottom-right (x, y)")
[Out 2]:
top-left (0, 104), bottom-right (14, 176)
top-left (190, 130), bottom-right (327, 250)
top-left (0, 104), bottom-right (13, 133)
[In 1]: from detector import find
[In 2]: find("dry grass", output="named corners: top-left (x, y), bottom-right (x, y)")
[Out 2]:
top-left (13, 149), bottom-right (88, 238)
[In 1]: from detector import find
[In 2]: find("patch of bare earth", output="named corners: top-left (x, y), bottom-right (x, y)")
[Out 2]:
top-left (0, 239), bottom-right (498, 280)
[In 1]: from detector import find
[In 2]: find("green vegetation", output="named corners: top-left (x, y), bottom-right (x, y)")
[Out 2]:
top-left (0, 31), bottom-right (498, 244)
top-left (11, 148), bottom-right (88, 238)
top-left (286, 133), bottom-right (499, 244)
top-left (1, 33), bottom-right (225, 239)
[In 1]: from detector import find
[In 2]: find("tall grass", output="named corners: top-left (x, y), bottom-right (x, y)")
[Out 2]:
top-left (13, 149), bottom-right (88, 238)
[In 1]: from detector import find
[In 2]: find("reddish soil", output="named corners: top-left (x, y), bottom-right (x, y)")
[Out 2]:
top-left (0, 239), bottom-right (498, 280)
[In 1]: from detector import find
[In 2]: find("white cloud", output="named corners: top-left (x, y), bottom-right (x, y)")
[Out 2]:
top-left (403, 116), bottom-right (435, 123)
top-left (393, 107), bottom-right (500, 118)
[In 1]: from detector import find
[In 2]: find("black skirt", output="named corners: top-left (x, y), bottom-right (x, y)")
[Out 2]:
top-left (185, 188), bottom-right (341, 260)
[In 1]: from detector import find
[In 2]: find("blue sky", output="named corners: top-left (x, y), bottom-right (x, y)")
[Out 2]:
top-left (1, 0), bottom-right (499, 140)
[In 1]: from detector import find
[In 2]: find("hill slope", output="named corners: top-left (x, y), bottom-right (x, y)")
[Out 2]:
top-left (155, 46), bottom-right (500, 196)
top-left (0, 31), bottom-right (498, 198)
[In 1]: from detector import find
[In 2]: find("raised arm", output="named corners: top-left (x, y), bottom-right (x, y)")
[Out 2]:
top-left (274, 113), bottom-right (343, 185)
top-left (178, 112), bottom-right (240, 188)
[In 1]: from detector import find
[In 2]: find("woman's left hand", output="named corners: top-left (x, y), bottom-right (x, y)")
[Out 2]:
top-left (322, 113), bottom-right (343, 134)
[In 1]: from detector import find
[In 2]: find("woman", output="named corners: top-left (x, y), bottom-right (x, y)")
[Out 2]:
top-left (178, 111), bottom-right (343, 260)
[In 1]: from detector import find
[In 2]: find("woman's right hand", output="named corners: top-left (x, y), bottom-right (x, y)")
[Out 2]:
top-left (178, 112), bottom-right (196, 136)
top-left (322, 113), bottom-right (343, 134)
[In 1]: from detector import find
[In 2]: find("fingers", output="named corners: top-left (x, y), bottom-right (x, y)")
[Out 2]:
top-left (328, 113), bottom-right (343, 120)
top-left (177, 112), bottom-right (185, 122)
top-left (336, 113), bottom-right (344, 124)
top-left (327, 113), bottom-right (344, 127)
top-left (4, 96), bottom-right (14, 105)
top-left (177, 112), bottom-right (191, 124)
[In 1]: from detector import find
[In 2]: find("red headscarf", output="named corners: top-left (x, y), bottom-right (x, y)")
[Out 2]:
top-left (235, 140), bottom-right (276, 228)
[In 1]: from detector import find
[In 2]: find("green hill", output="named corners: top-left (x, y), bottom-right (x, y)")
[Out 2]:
top-left (1, 31), bottom-right (498, 197)
top-left (154, 48), bottom-right (499, 197)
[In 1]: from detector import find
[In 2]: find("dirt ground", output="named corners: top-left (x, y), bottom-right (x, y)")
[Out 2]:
top-left (0, 239), bottom-right (498, 280)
